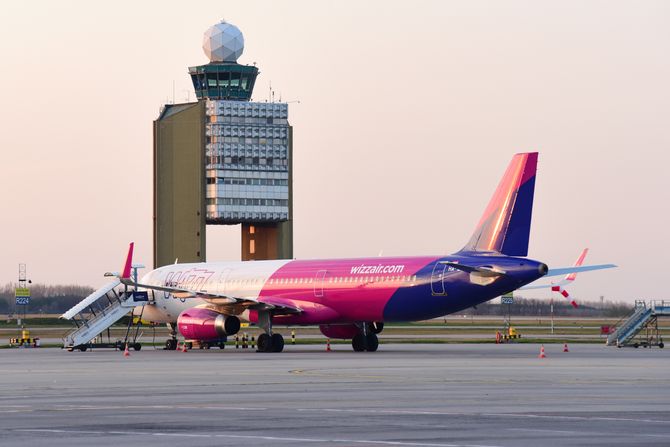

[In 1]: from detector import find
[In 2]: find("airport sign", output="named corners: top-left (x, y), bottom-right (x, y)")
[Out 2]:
top-left (501, 295), bottom-right (514, 305)
top-left (132, 291), bottom-right (149, 302)
top-left (15, 288), bottom-right (30, 305)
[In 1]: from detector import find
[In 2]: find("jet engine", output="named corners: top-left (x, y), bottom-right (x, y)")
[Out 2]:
top-left (177, 308), bottom-right (241, 341)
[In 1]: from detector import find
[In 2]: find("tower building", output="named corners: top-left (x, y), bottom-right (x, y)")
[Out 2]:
top-left (154, 21), bottom-right (293, 268)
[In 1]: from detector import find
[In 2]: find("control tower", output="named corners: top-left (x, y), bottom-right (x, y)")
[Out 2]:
top-left (153, 21), bottom-right (293, 268)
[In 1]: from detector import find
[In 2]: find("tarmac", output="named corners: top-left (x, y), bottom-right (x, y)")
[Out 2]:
top-left (0, 343), bottom-right (669, 447)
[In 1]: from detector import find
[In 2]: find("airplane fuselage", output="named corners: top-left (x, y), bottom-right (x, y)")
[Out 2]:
top-left (138, 254), bottom-right (547, 326)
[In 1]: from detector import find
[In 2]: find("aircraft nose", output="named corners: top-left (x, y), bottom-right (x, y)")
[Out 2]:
top-left (538, 263), bottom-right (548, 276)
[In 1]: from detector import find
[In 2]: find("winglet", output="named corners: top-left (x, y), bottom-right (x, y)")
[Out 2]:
top-left (121, 242), bottom-right (134, 280)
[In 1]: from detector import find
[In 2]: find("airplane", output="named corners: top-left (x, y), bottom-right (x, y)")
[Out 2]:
top-left (114, 152), bottom-right (615, 352)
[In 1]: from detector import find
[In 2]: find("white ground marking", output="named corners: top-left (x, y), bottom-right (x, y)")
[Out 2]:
top-left (13, 429), bottom-right (504, 447)
top-left (8, 403), bottom-right (670, 425)
top-left (296, 408), bottom-right (670, 424)
top-left (508, 428), bottom-right (670, 439)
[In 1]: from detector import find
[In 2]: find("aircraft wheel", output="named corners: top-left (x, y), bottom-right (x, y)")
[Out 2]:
top-left (79, 346), bottom-right (87, 352)
top-left (165, 339), bottom-right (177, 350)
top-left (659, 342), bottom-right (664, 349)
top-left (271, 334), bottom-right (284, 352)
top-left (133, 343), bottom-right (141, 351)
top-left (218, 342), bottom-right (226, 349)
top-left (352, 334), bottom-right (366, 352)
top-left (366, 333), bottom-right (379, 352)
top-left (257, 333), bottom-right (272, 352)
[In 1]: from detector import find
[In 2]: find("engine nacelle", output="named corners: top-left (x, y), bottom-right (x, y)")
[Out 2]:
top-left (319, 324), bottom-right (359, 339)
top-left (177, 308), bottom-right (240, 341)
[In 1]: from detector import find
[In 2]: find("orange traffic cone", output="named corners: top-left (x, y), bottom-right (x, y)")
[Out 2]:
top-left (182, 342), bottom-right (188, 353)
top-left (539, 345), bottom-right (546, 358)
top-left (123, 343), bottom-right (130, 357)
top-left (326, 338), bottom-right (331, 352)
top-left (563, 343), bottom-right (569, 353)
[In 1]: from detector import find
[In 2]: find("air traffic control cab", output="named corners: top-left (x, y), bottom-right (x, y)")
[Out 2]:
top-left (153, 20), bottom-right (293, 268)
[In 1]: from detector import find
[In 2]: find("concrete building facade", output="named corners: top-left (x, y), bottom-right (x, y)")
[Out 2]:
top-left (153, 21), bottom-right (293, 268)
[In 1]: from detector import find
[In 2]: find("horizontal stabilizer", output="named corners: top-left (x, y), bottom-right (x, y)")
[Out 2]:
top-left (545, 264), bottom-right (616, 278)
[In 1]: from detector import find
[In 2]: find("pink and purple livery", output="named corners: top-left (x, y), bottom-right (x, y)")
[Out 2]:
top-left (119, 152), bottom-right (614, 352)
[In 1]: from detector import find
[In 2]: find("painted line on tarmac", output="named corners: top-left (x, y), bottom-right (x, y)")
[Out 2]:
top-left (490, 412), bottom-right (670, 424)
top-left (10, 403), bottom-right (670, 426)
top-left (297, 408), bottom-right (670, 425)
top-left (13, 429), bottom-right (504, 447)
top-left (5, 404), bottom-right (270, 412)
top-left (509, 428), bottom-right (670, 439)
top-left (508, 428), bottom-right (606, 435)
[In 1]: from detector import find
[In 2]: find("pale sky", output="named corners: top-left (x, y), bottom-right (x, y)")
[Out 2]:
top-left (1, 1), bottom-right (668, 304)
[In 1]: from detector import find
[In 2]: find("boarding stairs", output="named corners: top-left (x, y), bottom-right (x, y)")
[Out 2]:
top-left (606, 300), bottom-right (670, 347)
top-left (61, 278), bottom-right (152, 350)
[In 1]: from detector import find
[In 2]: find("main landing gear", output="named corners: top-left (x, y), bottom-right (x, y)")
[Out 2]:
top-left (165, 323), bottom-right (178, 350)
top-left (352, 333), bottom-right (378, 352)
top-left (351, 322), bottom-right (383, 352)
top-left (256, 310), bottom-right (284, 353)
top-left (257, 333), bottom-right (284, 353)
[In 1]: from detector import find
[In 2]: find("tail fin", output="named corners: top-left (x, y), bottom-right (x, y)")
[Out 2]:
top-left (121, 242), bottom-right (134, 279)
top-left (461, 152), bottom-right (538, 256)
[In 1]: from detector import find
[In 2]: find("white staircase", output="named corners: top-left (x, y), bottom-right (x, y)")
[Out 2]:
top-left (61, 279), bottom-right (150, 349)
top-left (607, 300), bottom-right (670, 347)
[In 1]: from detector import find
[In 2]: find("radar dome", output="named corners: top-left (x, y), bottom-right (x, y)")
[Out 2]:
top-left (202, 21), bottom-right (245, 63)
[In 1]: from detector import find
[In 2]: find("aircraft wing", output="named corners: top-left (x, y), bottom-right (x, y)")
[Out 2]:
top-left (128, 280), bottom-right (302, 316)
top-left (113, 243), bottom-right (301, 316)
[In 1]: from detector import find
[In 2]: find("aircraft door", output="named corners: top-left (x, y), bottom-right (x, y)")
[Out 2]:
top-left (431, 263), bottom-right (447, 296)
top-left (314, 270), bottom-right (327, 298)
